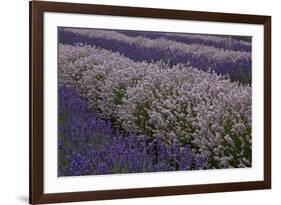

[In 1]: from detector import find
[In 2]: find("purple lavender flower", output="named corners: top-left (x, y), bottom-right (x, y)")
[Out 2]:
top-left (69, 153), bottom-right (92, 176)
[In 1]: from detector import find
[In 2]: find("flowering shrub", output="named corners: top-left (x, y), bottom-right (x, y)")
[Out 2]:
top-left (117, 66), bottom-right (252, 168)
top-left (59, 28), bottom-right (251, 84)
top-left (58, 43), bottom-right (251, 169)
top-left (58, 86), bottom-right (205, 176)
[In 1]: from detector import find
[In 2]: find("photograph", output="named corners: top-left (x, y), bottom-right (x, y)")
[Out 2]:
top-left (58, 27), bottom-right (252, 176)
top-left (28, 1), bottom-right (271, 204)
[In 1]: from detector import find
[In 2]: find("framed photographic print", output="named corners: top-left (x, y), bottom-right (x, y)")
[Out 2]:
top-left (29, 0), bottom-right (271, 204)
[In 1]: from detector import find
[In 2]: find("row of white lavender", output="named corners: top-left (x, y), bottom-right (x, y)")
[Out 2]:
top-left (59, 43), bottom-right (252, 169)
top-left (63, 28), bottom-right (251, 66)
top-left (149, 32), bottom-right (251, 48)
top-left (117, 30), bottom-right (252, 52)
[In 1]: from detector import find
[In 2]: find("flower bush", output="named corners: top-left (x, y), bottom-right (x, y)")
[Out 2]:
top-left (117, 65), bottom-right (251, 168)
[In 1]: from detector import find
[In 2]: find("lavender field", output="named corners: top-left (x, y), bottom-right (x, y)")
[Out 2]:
top-left (58, 28), bottom-right (252, 176)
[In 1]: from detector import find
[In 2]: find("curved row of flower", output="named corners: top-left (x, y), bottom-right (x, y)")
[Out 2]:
top-left (59, 28), bottom-right (251, 84)
top-left (117, 30), bottom-right (252, 52)
top-left (59, 44), bottom-right (252, 169)
top-left (59, 85), bottom-right (205, 176)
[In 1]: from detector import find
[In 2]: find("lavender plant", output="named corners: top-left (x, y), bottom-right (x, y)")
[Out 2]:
top-left (116, 66), bottom-right (252, 168)
top-left (58, 85), bottom-right (205, 176)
